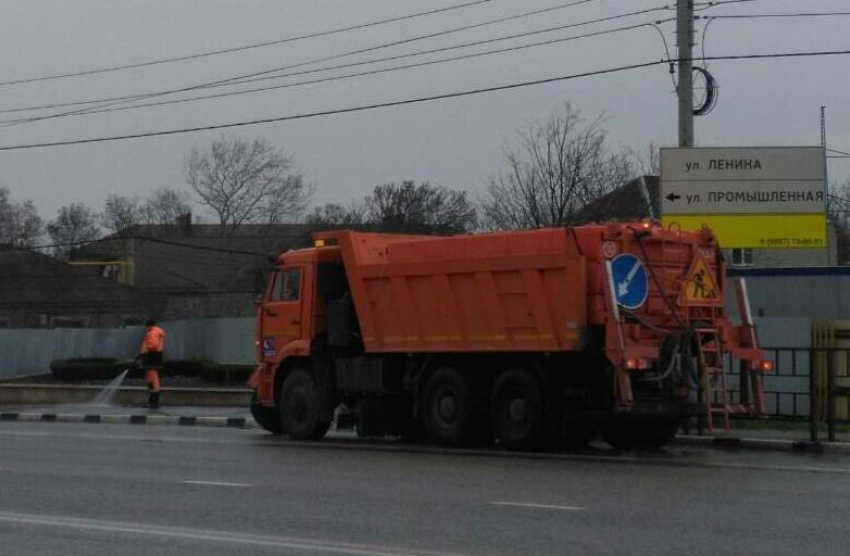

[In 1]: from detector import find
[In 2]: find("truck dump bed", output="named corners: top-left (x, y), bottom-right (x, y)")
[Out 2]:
top-left (317, 229), bottom-right (588, 353)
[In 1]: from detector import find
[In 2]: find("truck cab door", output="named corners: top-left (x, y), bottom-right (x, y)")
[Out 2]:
top-left (260, 266), bottom-right (304, 361)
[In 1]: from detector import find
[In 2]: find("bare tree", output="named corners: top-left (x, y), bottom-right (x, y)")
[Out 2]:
top-left (363, 181), bottom-right (477, 234)
top-left (47, 202), bottom-right (101, 259)
top-left (101, 194), bottom-right (142, 236)
top-left (185, 136), bottom-right (312, 234)
top-left (0, 187), bottom-right (43, 247)
top-left (306, 202), bottom-right (365, 228)
top-left (141, 187), bottom-right (192, 226)
top-left (480, 103), bottom-right (636, 230)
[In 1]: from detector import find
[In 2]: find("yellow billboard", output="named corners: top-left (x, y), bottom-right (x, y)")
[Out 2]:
top-left (662, 214), bottom-right (827, 249)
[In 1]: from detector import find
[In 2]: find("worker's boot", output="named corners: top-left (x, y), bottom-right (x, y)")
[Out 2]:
top-left (148, 391), bottom-right (160, 410)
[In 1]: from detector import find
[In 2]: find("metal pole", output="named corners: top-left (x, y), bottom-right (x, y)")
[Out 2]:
top-left (828, 349), bottom-right (836, 443)
top-left (677, 0), bottom-right (695, 147)
top-left (809, 349), bottom-right (818, 443)
top-left (821, 106), bottom-right (833, 263)
top-left (739, 359), bottom-right (750, 405)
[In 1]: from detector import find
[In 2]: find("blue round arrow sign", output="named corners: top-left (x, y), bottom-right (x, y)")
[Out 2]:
top-left (610, 253), bottom-right (649, 310)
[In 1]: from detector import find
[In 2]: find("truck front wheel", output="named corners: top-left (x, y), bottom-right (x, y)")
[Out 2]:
top-left (251, 392), bottom-right (283, 434)
top-left (279, 368), bottom-right (330, 440)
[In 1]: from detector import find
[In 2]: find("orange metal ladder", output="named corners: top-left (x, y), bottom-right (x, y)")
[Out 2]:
top-left (696, 326), bottom-right (731, 434)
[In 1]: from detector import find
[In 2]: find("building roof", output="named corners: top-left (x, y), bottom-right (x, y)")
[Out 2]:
top-left (574, 175), bottom-right (661, 224)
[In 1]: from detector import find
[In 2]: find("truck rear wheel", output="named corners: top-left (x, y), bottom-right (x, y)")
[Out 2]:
top-left (250, 392), bottom-right (283, 434)
top-left (491, 368), bottom-right (546, 451)
top-left (279, 368), bottom-right (330, 440)
top-left (422, 367), bottom-right (484, 447)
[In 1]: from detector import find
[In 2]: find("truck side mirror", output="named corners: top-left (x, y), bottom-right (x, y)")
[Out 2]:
top-left (253, 293), bottom-right (264, 307)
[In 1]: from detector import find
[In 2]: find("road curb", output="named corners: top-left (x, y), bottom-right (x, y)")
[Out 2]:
top-left (0, 411), bottom-right (255, 430)
top-left (673, 434), bottom-right (850, 455)
top-left (0, 384), bottom-right (252, 407)
top-left (3, 411), bottom-right (849, 456)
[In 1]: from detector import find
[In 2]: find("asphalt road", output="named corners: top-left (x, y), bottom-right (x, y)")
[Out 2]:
top-left (0, 422), bottom-right (848, 556)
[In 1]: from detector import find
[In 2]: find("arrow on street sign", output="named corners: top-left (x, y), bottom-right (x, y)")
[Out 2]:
top-left (610, 253), bottom-right (649, 310)
top-left (665, 192), bottom-right (681, 202)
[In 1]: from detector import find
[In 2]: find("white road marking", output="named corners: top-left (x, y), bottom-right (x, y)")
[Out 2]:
top-left (182, 480), bottom-right (252, 488)
top-left (490, 501), bottom-right (585, 511)
top-left (0, 511), bottom-right (472, 556)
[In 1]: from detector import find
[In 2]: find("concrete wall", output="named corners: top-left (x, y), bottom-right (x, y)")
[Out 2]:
top-left (0, 318), bottom-right (255, 378)
top-left (0, 311), bottom-right (824, 418)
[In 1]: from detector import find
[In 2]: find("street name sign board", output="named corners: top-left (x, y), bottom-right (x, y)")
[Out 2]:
top-left (661, 147), bottom-right (827, 249)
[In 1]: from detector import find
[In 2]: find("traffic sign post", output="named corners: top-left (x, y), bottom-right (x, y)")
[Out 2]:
top-left (611, 253), bottom-right (649, 310)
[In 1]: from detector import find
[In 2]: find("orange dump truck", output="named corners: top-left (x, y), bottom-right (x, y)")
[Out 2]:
top-left (249, 223), bottom-right (769, 450)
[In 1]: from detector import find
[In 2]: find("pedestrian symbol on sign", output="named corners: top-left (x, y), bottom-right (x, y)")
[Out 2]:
top-left (680, 255), bottom-right (721, 306)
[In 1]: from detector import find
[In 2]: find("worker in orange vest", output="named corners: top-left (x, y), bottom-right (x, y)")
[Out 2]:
top-left (139, 319), bottom-right (166, 409)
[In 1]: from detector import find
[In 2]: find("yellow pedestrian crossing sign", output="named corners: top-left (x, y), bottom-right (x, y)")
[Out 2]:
top-left (680, 255), bottom-right (722, 306)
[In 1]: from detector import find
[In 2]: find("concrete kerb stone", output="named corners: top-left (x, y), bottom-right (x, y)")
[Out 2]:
top-left (0, 411), bottom-right (256, 430)
top-left (674, 434), bottom-right (850, 456)
top-left (2, 411), bottom-right (849, 455)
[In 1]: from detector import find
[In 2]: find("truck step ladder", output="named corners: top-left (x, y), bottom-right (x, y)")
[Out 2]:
top-left (696, 327), bottom-right (730, 434)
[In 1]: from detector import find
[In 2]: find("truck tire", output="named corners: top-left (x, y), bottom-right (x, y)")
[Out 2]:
top-left (491, 368), bottom-right (546, 451)
top-left (602, 417), bottom-right (678, 451)
top-left (279, 369), bottom-right (331, 440)
top-left (422, 367), bottom-right (483, 447)
top-left (250, 392), bottom-right (283, 434)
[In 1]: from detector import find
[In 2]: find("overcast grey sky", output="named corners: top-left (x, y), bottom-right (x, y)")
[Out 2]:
top-left (0, 0), bottom-right (848, 223)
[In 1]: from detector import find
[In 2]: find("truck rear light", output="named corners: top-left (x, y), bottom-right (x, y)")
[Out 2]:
top-left (756, 361), bottom-right (774, 372)
top-left (625, 358), bottom-right (651, 370)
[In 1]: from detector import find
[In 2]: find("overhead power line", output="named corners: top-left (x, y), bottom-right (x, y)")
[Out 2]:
top-left (24, 235), bottom-right (277, 257)
top-left (4, 48), bottom-right (850, 152)
top-left (0, 0), bottom-right (626, 124)
top-left (0, 59), bottom-right (668, 152)
top-left (701, 12), bottom-right (850, 20)
top-left (0, 18), bottom-right (673, 127)
top-left (0, 0), bottom-right (506, 87)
